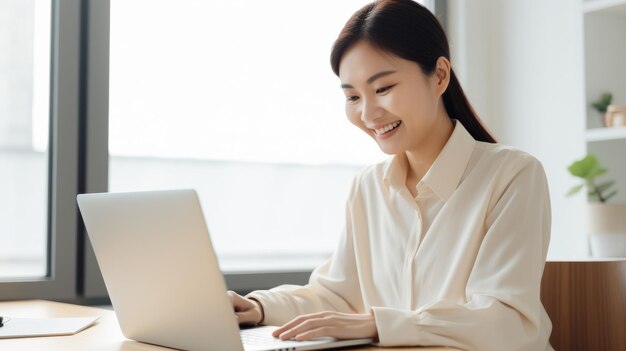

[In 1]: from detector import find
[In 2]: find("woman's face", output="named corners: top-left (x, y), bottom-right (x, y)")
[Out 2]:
top-left (338, 40), bottom-right (449, 155)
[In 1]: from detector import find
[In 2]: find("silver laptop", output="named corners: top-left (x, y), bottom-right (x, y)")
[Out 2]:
top-left (77, 189), bottom-right (373, 351)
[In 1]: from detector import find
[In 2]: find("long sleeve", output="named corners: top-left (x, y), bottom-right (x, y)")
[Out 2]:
top-left (246, 176), bottom-right (364, 326)
top-left (372, 156), bottom-right (553, 351)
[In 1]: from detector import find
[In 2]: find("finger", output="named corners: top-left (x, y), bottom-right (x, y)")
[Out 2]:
top-left (227, 291), bottom-right (239, 306)
top-left (272, 312), bottom-right (330, 337)
top-left (272, 317), bottom-right (304, 337)
top-left (278, 318), bottom-right (330, 341)
top-left (236, 310), bottom-right (259, 325)
top-left (228, 292), bottom-right (252, 312)
top-left (272, 315), bottom-right (309, 337)
top-left (295, 326), bottom-right (333, 341)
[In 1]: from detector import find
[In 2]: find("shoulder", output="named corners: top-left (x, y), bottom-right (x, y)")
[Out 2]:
top-left (474, 141), bottom-right (546, 179)
top-left (476, 143), bottom-right (552, 226)
top-left (473, 142), bottom-right (549, 211)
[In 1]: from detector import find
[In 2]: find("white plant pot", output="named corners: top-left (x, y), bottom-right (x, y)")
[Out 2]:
top-left (588, 203), bottom-right (626, 257)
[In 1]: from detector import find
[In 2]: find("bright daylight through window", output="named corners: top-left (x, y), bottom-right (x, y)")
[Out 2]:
top-left (0, 0), bottom-right (51, 280)
top-left (109, 0), bottom-right (427, 272)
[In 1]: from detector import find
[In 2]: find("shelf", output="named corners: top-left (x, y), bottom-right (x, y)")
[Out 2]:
top-left (586, 126), bottom-right (626, 141)
top-left (583, 0), bottom-right (626, 14)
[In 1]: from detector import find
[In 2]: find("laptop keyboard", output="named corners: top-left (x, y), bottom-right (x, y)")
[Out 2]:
top-left (240, 328), bottom-right (296, 346)
top-left (240, 328), bottom-right (290, 347)
top-left (239, 325), bottom-right (350, 350)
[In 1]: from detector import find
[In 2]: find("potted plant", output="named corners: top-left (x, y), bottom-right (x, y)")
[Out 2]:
top-left (591, 92), bottom-right (612, 127)
top-left (590, 92), bottom-right (626, 127)
top-left (567, 154), bottom-right (626, 257)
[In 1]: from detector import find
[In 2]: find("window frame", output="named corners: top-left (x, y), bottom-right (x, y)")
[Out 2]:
top-left (0, 0), bottom-right (80, 301)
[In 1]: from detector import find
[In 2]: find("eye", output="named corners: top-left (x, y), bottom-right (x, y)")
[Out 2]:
top-left (346, 96), bottom-right (360, 103)
top-left (376, 85), bottom-right (395, 94)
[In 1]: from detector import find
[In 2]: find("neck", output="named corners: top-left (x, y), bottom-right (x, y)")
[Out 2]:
top-left (404, 116), bottom-right (454, 184)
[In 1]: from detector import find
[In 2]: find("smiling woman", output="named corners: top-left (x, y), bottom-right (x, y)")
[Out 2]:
top-left (339, 41), bottom-right (457, 162)
top-left (229, 1), bottom-right (555, 350)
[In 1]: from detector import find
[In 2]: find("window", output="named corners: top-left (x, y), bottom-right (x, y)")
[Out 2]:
top-left (0, 0), bottom-right (51, 280)
top-left (108, 0), bottom-right (393, 272)
top-left (0, 0), bottom-right (80, 301)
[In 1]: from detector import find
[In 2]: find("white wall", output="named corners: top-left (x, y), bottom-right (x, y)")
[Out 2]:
top-left (448, 0), bottom-right (588, 259)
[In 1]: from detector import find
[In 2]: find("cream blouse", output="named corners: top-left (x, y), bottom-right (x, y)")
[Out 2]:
top-left (248, 119), bottom-right (554, 351)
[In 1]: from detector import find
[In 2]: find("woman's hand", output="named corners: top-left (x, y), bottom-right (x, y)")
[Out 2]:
top-left (272, 311), bottom-right (378, 341)
top-left (227, 290), bottom-right (264, 325)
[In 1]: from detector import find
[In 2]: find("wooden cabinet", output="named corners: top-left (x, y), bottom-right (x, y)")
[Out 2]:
top-left (541, 259), bottom-right (626, 350)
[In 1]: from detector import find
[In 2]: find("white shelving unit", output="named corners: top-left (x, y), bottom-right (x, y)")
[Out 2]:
top-left (583, 0), bottom-right (626, 13)
top-left (586, 126), bottom-right (626, 142)
top-left (583, 0), bottom-right (626, 203)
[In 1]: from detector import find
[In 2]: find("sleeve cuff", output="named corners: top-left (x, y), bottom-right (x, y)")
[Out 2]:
top-left (372, 306), bottom-right (423, 346)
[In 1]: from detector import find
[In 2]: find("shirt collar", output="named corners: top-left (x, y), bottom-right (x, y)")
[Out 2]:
top-left (383, 119), bottom-right (476, 201)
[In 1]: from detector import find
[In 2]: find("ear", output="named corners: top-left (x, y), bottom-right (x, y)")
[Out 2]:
top-left (434, 56), bottom-right (451, 97)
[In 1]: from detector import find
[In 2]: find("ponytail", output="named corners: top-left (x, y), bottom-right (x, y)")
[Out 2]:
top-left (444, 69), bottom-right (496, 143)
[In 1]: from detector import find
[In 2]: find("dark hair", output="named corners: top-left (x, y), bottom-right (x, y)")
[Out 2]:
top-left (330, 0), bottom-right (496, 143)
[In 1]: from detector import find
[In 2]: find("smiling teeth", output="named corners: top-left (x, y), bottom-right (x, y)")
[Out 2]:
top-left (374, 121), bottom-right (401, 135)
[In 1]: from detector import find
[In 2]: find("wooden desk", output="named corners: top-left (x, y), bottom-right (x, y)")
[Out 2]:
top-left (0, 300), bottom-right (458, 351)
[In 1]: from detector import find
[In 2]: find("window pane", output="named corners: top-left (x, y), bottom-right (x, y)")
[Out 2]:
top-left (0, 0), bottom-right (51, 279)
top-left (109, 1), bottom-right (428, 271)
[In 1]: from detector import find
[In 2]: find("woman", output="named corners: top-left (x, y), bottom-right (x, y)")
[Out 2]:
top-left (229, 1), bottom-right (554, 350)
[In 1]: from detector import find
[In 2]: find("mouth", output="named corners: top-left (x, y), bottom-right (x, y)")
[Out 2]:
top-left (372, 120), bottom-right (402, 136)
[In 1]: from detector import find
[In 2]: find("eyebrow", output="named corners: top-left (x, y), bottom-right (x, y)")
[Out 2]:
top-left (341, 70), bottom-right (397, 89)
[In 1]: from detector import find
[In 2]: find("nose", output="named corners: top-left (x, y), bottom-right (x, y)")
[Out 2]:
top-left (360, 98), bottom-right (384, 124)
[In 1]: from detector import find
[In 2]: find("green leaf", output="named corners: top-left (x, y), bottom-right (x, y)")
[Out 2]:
top-left (566, 184), bottom-right (584, 196)
top-left (567, 155), bottom-right (617, 201)
top-left (568, 155), bottom-right (599, 178)
top-left (588, 166), bottom-right (607, 180)
top-left (591, 92), bottom-right (613, 113)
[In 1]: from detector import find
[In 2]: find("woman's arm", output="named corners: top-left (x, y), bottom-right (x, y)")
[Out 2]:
top-left (244, 174), bottom-right (366, 326)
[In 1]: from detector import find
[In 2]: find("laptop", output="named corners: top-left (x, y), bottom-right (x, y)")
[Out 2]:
top-left (77, 189), bottom-right (373, 351)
